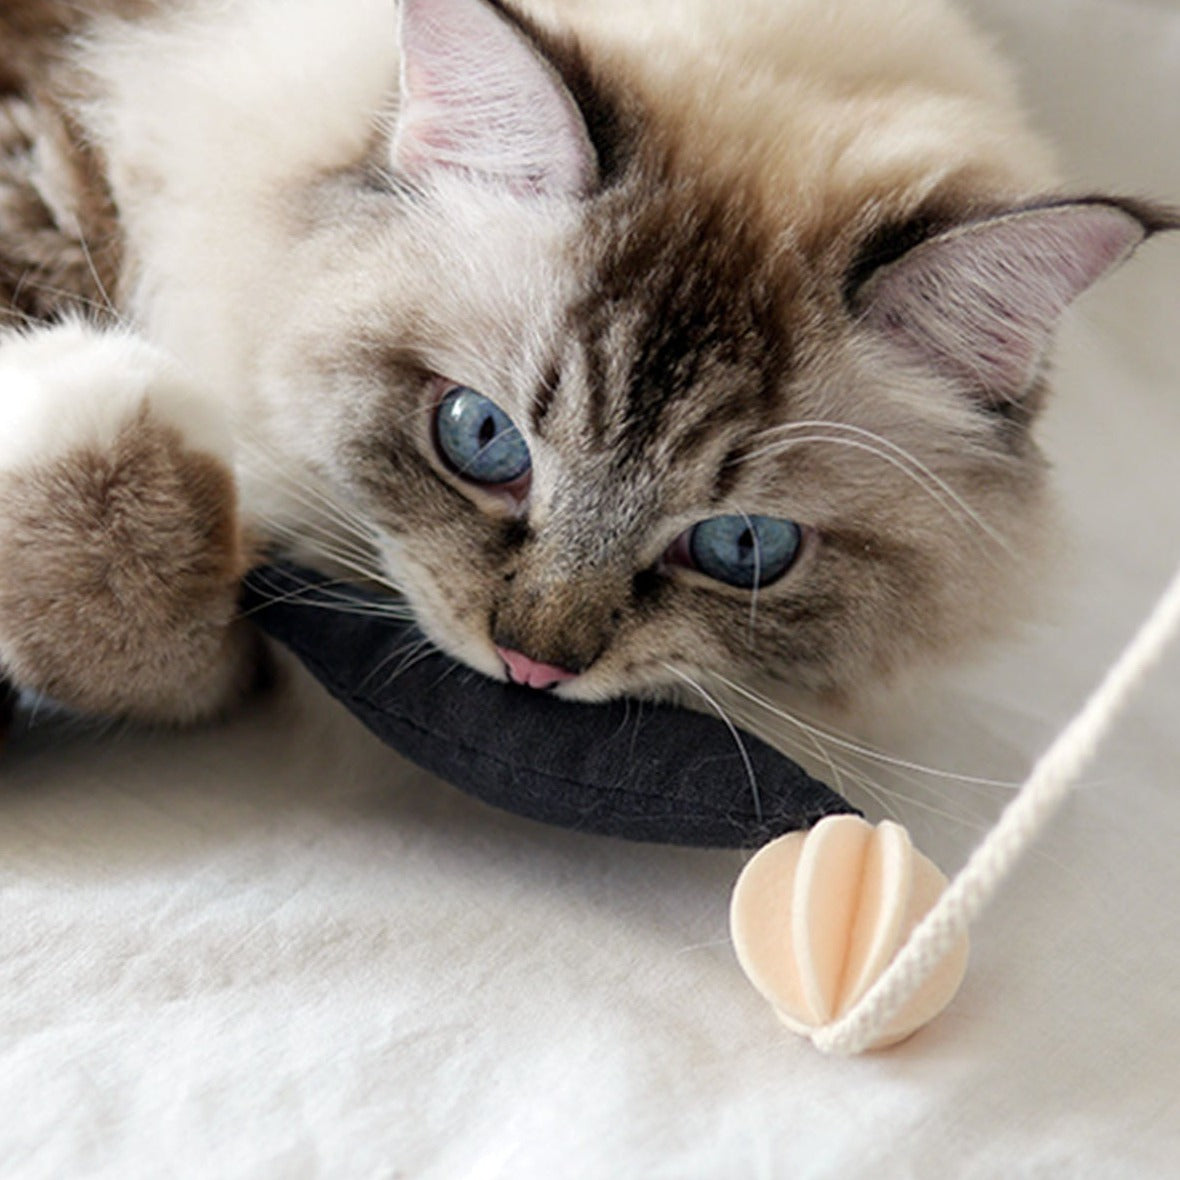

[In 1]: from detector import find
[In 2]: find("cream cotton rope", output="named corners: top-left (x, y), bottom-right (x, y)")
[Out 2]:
top-left (735, 558), bottom-right (1180, 1055)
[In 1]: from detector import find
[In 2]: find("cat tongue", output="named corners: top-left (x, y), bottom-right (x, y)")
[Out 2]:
top-left (240, 564), bottom-right (857, 848)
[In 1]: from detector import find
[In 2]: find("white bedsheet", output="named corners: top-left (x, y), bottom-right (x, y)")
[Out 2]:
top-left (2, 1), bottom-right (1178, 1175)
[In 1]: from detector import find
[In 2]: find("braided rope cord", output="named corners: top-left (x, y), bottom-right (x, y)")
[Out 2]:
top-left (812, 559), bottom-right (1180, 1055)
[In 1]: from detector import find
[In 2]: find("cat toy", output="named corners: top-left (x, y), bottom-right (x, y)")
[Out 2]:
top-left (242, 560), bottom-right (1180, 1054)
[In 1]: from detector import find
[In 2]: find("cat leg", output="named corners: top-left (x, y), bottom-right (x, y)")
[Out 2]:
top-left (0, 320), bottom-right (262, 725)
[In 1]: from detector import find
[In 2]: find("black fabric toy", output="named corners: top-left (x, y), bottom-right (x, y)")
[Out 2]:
top-left (242, 564), bottom-right (856, 847)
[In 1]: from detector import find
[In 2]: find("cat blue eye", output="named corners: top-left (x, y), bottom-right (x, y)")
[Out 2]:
top-left (685, 514), bottom-right (802, 589)
top-left (435, 385), bottom-right (532, 486)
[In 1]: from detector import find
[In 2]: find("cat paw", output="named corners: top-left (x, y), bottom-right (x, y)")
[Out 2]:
top-left (0, 322), bottom-right (262, 724)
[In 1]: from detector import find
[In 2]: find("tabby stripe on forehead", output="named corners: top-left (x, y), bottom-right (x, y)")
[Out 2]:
top-left (579, 325), bottom-right (613, 445)
top-left (530, 361), bottom-right (561, 433)
top-left (665, 414), bottom-right (721, 468)
top-left (711, 443), bottom-right (747, 504)
top-left (619, 279), bottom-right (709, 447)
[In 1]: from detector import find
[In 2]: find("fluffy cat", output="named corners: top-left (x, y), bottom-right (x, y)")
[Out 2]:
top-left (0, 0), bottom-right (1174, 733)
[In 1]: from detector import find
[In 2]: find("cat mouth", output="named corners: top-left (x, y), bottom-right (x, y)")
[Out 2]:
top-left (495, 646), bottom-right (580, 691)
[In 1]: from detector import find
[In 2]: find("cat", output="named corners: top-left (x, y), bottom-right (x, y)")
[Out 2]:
top-left (0, 0), bottom-right (1174, 737)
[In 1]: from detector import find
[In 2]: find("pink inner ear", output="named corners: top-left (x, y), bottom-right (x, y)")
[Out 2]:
top-left (398, 58), bottom-right (458, 161)
top-left (861, 203), bottom-right (1148, 401)
top-left (394, 0), bottom-right (596, 196)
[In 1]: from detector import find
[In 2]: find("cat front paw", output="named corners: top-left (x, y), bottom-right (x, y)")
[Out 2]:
top-left (0, 322), bottom-right (261, 724)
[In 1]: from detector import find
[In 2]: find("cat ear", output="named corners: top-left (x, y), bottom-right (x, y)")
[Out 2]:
top-left (854, 200), bottom-right (1174, 407)
top-left (393, 0), bottom-right (596, 197)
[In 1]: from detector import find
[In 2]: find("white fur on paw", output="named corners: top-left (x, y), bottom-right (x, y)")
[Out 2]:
top-left (0, 320), bottom-right (230, 471)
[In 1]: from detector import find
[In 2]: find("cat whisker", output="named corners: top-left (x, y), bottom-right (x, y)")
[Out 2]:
top-left (699, 682), bottom-right (902, 821)
top-left (706, 684), bottom-right (1076, 865)
top-left (233, 440), bottom-right (414, 600)
top-left (814, 752), bottom-right (1009, 837)
top-left (735, 507), bottom-right (762, 650)
top-left (782, 706), bottom-right (855, 802)
top-left (236, 437), bottom-right (380, 546)
top-left (660, 661), bottom-right (762, 822)
top-left (251, 494), bottom-right (375, 549)
top-left (0, 301), bottom-right (58, 332)
top-left (423, 650), bottom-right (473, 693)
top-left (4, 273), bottom-right (123, 327)
top-left (827, 763), bottom-right (905, 825)
top-left (258, 517), bottom-right (387, 582)
top-left (237, 566), bottom-right (394, 618)
top-left (742, 420), bottom-right (1014, 559)
top-left (244, 495), bottom-right (406, 595)
top-left (24, 688), bottom-right (48, 728)
top-left (234, 431), bottom-right (364, 512)
top-left (251, 522), bottom-right (409, 605)
top-left (67, 213), bottom-right (124, 327)
top-left (707, 671), bottom-right (1020, 790)
top-left (710, 689), bottom-right (992, 831)
top-left (251, 507), bottom-right (377, 565)
top-left (238, 576), bottom-right (414, 624)
top-left (699, 680), bottom-right (911, 826)
top-left (754, 433), bottom-right (1010, 558)
top-left (361, 634), bottom-right (437, 694)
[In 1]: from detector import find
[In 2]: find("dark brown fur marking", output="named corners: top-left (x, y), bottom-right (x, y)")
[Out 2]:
top-left (575, 166), bottom-right (794, 461)
top-left (0, 3), bottom-right (128, 326)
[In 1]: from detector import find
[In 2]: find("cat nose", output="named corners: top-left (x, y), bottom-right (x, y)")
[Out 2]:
top-left (496, 647), bottom-right (579, 690)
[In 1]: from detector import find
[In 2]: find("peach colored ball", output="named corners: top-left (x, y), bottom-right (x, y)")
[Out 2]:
top-left (730, 815), bottom-right (969, 1050)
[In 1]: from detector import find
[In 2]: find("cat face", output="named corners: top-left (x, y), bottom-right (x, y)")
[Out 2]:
top-left (255, 0), bottom-right (1166, 709)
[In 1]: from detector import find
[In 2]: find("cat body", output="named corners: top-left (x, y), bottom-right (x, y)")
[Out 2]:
top-left (0, 0), bottom-right (1172, 731)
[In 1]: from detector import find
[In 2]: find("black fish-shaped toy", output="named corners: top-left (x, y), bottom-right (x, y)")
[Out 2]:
top-left (241, 564), bottom-right (857, 848)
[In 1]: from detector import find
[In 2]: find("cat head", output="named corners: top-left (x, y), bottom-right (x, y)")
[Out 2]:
top-left (259, 0), bottom-right (1177, 711)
